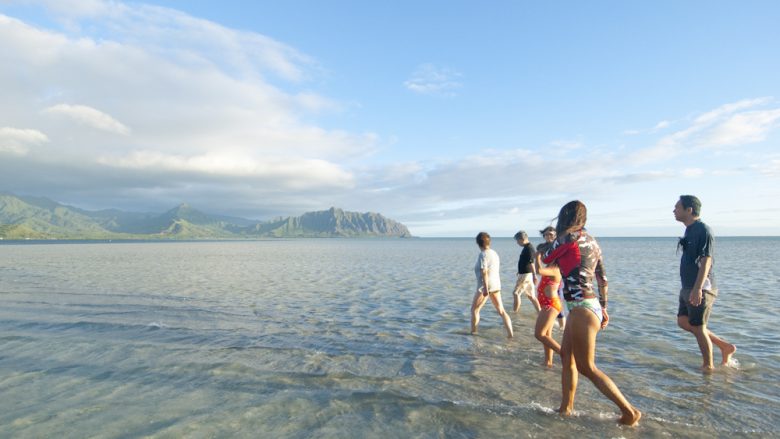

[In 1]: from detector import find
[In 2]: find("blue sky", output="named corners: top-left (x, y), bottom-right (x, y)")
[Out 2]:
top-left (1, 0), bottom-right (779, 236)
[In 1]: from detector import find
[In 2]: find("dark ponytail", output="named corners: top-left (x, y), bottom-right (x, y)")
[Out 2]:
top-left (555, 200), bottom-right (587, 236)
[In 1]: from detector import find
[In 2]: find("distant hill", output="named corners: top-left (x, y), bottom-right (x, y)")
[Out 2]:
top-left (234, 207), bottom-right (412, 238)
top-left (0, 193), bottom-right (412, 239)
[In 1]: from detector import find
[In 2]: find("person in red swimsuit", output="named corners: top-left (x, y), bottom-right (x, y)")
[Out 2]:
top-left (534, 261), bottom-right (562, 367)
top-left (536, 226), bottom-right (566, 330)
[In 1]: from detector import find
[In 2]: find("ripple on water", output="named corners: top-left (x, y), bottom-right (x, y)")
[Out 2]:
top-left (1, 238), bottom-right (779, 437)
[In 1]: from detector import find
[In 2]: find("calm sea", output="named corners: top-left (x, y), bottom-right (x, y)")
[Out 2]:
top-left (0, 237), bottom-right (777, 438)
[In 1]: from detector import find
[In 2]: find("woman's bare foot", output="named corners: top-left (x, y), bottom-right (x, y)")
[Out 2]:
top-left (619, 408), bottom-right (642, 426)
top-left (721, 344), bottom-right (737, 365)
top-left (557, 406), bottom-right (572, 417)
top-left (542, 361), bottom-right (553, 368)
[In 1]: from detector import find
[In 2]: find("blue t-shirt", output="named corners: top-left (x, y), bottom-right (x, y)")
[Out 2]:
top-left (679, 220), bottom-right (715, 290)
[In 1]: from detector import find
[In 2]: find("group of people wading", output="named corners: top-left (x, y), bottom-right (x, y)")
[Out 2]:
top-left (469, 197), bottom-right (737, 427)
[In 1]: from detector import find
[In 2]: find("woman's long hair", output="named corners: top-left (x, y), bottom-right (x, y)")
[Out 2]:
top-left (555, 200), bottom-right (587, 236)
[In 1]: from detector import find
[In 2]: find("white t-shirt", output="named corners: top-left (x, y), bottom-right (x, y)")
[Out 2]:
top-left (475, 248), bottom-right (501, 292)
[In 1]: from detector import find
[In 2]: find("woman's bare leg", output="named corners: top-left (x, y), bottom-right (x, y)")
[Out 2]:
top-left (559, 317), bottom-right (577, 416)
top-left (535, 307), bottom-right (561, 367)
top-left (570, 308), bottom-right (641, 426)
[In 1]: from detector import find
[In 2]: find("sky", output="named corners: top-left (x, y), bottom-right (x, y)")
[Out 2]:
top-left (1, 0), bottom-right (779, 237)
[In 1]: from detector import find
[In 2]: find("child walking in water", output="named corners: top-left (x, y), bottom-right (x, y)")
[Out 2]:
top-left (470, 232), bottom-right (513, 338)
top-left (534, 262), bottom-right (563, 367)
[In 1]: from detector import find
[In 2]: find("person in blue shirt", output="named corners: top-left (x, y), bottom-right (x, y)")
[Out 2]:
top-left (673, 195), bottom-right (737, 372)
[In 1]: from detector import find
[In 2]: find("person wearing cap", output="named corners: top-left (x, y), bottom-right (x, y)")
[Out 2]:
top-left (511, 230), bottom-right (541, 314)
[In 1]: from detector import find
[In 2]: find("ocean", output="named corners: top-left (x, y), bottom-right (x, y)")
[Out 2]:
top-left (0, 237), bottom-right (777, 438)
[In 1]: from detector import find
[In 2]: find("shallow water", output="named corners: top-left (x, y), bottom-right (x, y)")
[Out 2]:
top-left (0, 237), bottom-right (778, 438)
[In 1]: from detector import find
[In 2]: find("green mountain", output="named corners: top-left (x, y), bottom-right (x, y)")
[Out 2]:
top-left (235, 207), bottom-right (412, 238)
top-left (0, 194), bottom-right (119, 239)
top-left (0, 193), bottom-right (413, 240)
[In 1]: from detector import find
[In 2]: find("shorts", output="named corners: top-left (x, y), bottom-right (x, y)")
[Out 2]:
top-left (480, 288), bottom-right (501, 297)
top-left (537, 276), bottom-right (562, 313)
top-left (565, 298), bottom-right (603, 324)
top-left (678, 288), bottom-right (717, 326)
top-left (513, 273), bottom-right (534, 297)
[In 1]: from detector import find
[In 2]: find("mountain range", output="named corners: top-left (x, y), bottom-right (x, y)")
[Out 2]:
top-left (0, 193), bottom-right (413, 239)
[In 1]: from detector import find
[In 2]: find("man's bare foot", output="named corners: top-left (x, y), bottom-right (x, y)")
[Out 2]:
top-left (700, 365), bottom-right (715, 373)
top-left (557, 406), bottom-right (572, 417)
top-left (721, 344), bottom-right (737, 365)
top-left (619, 408), bottom-right (642, 426)
top-left (542, 361), bottom-right (553, 368)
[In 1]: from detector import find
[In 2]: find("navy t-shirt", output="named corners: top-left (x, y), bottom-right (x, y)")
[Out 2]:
top-left (679, 220), bottom-right (716, 290)
top-left (517, 243), bottom-right (536, 274)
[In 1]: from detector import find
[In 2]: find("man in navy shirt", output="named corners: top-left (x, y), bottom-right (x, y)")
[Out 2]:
top-left (512, 231), bottom-right (541, 313)
top-left (674, 195), bottom-right (736, 371)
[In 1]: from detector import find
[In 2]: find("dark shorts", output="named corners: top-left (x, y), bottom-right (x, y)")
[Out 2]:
top-left (677, 288), bottom-right (717, 326)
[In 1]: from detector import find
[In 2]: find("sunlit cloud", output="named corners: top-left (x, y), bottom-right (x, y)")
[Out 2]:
top-left (629, 97), bottom-right (780, 164)
top-left (653, 120), bottom-right (670, 130)
top-left (682, 168), bottom-right (704, 177)
top-left (703, 108), bottom-right (780, 146)
top-left (550, 139), bottom-right (583, 151)
top-left (0, 127), bottom-right (49, 155)
top-left (404, 63), bottom-right (463, 97)
top-left (755, 157), bottom-right (780, 178)
top-left (97, 150), bottom-right (355, 189)
top-left (624, 120), bottom-right (671, 136)
top-left (43, 104), bottom-right (131, 135)
top-left (0, 1), bottom-right (376, 216)
top-left (26, 0), bottom-right (316, 82)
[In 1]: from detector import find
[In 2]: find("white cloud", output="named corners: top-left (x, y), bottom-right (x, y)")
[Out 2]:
top-left (0, 1), bottom-right (377, 216)
top-left (693, 97), bottom-right (771, 125)
top-left (682, 168), bottom-right (704, 177)
top-left (623, 120), bottom-right (670, 136)
top-left (630, 98), bottom-right (780, 164)
top-left (0, 127), bottom-right (49, 155)
top-left (703, 109), bottom-right (780, 146)
top-left (43, 104), bottom-right (130, 135)
top-left (97, 150), bottom-right (355, 189)
top-left (404, 63), bottom-right (463, 97)
top-left (653, 120), bottom-right (670, 130)
top-left (19, 0), bottom-right (315, 82)
top-left (33, 0), bottom-right (111, 19)
top-left (550, 139), bottom-right (583, 151)
top-left (755, 158), bottom-right (780, 177)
